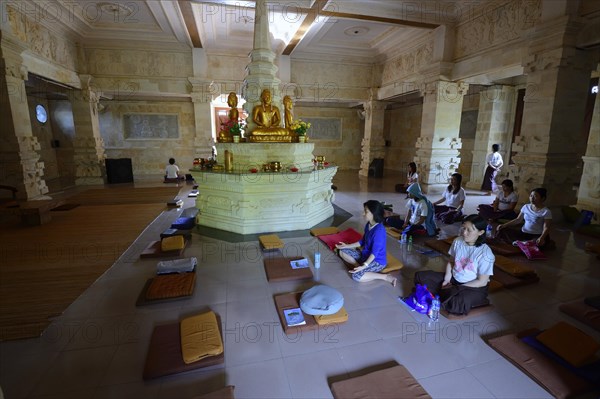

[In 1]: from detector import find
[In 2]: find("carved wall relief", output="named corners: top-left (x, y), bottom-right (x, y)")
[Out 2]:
top-left (381, 41), bottom-right (434, 86)
top-left (455, 0), bottom-right (541, 59)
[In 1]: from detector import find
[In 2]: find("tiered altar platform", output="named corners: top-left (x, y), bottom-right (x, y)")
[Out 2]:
top-left (189, 143), bottom-right (337, 234)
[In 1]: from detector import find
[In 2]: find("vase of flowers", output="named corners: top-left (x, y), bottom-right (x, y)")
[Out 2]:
top-left (291, 119), bottom-right (311, 143)
top-left (221, 118), bottom-right (246, 143)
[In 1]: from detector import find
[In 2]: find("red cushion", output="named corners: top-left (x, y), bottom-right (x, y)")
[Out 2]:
top-left (317, 228), bottom-right (363, 251)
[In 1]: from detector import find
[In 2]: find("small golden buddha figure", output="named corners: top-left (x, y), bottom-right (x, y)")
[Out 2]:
top-left (249, 89), bottom-right (290, 137)
top-left (217, 92), bottom-right (239, 142)
top-left (283, 95), bottom-right (294, 130)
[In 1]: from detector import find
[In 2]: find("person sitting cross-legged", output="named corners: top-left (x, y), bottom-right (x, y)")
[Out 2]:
top-left (411, 215), bottom-right (494, 315)
top-left (477, 179), bottom-right (518, 222)
top-left (400, 183), bottom-right (437, 237)
top-left (335, 200), bottom-right (397, 285)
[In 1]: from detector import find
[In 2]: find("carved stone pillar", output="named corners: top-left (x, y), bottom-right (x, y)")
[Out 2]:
top-left (415, 80), bottom-right (468, 195)
top-left (510, 18), bottom-right (596, 207)
top-left (0, 37), bottom-right (48, 199)
top-left (71, 75), bottom-right (106, 185)
top-left (359, 97), bottom-right (387, 177)
top-left (189, 78), bottom-right (217, 160)
top-left (577, 86), bottom-right (599, 214)
top-left (468, 85), bottom-right (516, 190)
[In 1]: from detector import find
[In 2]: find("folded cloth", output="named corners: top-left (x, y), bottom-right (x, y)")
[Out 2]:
top-left (180, 311), bottom-right (224, 364)
top-left (157, 257), bottom-right (197, 274)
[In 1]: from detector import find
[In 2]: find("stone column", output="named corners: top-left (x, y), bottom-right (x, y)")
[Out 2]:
top-left (415, 80), bottom-right (469, 195)
top-left (577, 86), bottom-right (599, 214)
top-left (510, 17), bottom-right (596, 208)
top-left (71, 75), bottom-right (106, 185)
top-left (468, 85), bottom-right (516, 190)
top-left (359, 97), bottom-right (386, 177)
top-left (189, 77), bottom-right (216, 159)
top-left (0, 37), bottom-right (48, 200)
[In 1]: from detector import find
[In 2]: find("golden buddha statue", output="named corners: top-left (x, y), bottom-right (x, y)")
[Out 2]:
top-left (217, 92), bottom-right (238, 142)
top-left (248, 89), bottom-right (292, 142)
top-left (283, 95), bottom-right (293, 130)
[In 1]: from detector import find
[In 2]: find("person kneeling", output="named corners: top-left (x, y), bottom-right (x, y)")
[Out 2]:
top-left (335, 200), bottom-right (396, 285)
top-left (412, 215), bottom-right (494, 315)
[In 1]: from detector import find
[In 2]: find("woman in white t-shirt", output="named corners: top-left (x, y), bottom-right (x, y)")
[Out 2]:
top-left (433, 173), bottom-right (466, 224)
top-left (413, 215), bottom-right (495, 315)
top-left (396, 162), bottom-right (419, 194)
top-left (477, 179), bottom-right (518, 221)
top-left (496, 187), bottom-right (554, 249)
top-left (164, 157), bottom-right (183, 181)
top-left (481, 144), bottom-right (503, 195)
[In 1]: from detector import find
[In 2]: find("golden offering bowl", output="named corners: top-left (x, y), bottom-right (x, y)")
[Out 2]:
top-left (270, 161), bottom-right (281, 172)
top-left (315, 155), bottom-right (325, 163)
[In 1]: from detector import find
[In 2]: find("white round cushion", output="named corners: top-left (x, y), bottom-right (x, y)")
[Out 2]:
top-left (300, 285), bottom-right (344, 316)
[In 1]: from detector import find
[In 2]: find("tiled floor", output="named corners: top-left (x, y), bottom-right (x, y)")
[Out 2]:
top-left (1, 170), bottom-right (599, 398)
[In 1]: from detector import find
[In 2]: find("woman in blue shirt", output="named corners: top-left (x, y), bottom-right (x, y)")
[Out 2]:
top-left (335, 200), bottom-right (396, 285)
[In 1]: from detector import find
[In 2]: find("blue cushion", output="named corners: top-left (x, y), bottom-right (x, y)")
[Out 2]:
top-left (300, 285), bottom-right (344, 316)
top-left (171, 217), bottom-right (195, 230)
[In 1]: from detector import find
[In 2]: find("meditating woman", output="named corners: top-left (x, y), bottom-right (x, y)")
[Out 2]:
top-left (495, 187), bottom-right (554, 249)
top-left (397, 162), bottom-right (419, 194)
top-left (164, 158), bottom-right (183, 181)
top-left (335, 200), bottom-right (396, 285)
top-left (477, 179), bottom-right (518, 222)
top-left (401, 183), bottom-right (437, 236)
top-left (412, 214), bottom-right (495, 315)
top-left (481, 144), bottom-right (503, 195)
top-left (433, 173), bottom-right (466, 224)
top-left (250, 89), bottom-right (288, 136)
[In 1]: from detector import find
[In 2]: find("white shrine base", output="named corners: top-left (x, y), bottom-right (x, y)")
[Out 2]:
top-left (190, 166), bottom-right (338, 234)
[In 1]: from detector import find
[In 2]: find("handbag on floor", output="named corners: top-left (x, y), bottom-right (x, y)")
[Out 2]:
top-left (403, 284), bottom-right (433, 314)
top-left (515, 240), bottom-right (547, 260)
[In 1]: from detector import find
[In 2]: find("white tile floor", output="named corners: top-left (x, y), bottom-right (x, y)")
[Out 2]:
top-left (1, 170), bottom-right (599, 398)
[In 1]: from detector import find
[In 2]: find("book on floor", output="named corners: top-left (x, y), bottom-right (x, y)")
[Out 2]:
top-left (167, 197), bottom-right (183, 207)
top-left (283, 308), bottom-right (306, 326)
top-left (415, 247), bottom-right (442, 258)
top-left (290, 258), bottom-right (309, 269)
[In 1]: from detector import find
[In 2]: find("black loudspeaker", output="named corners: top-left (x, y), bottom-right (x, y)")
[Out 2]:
top-left (368, 158), bottom-right (384, 178)
top-left (105, 158), bottom-right (134, 184)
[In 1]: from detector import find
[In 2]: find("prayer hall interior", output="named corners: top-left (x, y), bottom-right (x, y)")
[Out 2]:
top-left (1, 1), bottom-right (599, 398)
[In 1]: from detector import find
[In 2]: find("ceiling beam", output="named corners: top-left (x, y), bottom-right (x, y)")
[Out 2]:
top-left (179, 0), bottom-right (203, 48)
top-left (282, 1), bottom-right (439, 56)
top-left (282, 0), bottom-right (327, 56)
top-left (318, 10), bottom-right (439, 30)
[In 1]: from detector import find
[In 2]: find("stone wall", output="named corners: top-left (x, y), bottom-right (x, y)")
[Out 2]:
top-left (291, 59), bottom-right (375, 102)
top-left (293, 106), bottom-right (361, 171)
top-left (99, 101), bottom-right (196, 176)
top-left (384, 104), bottom-right (423, 173)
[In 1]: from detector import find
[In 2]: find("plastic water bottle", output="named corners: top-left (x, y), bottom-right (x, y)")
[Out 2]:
top-left (314, 251), bottom-right (321, 269)
top-left (400, 233), bottom-right (407, 244)
top-left (429, 295), bottom-right (440, 321)
top-left (486, 223), bottom-right (493, 238)
top-left (407, 235), bottom-right (413, 251)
